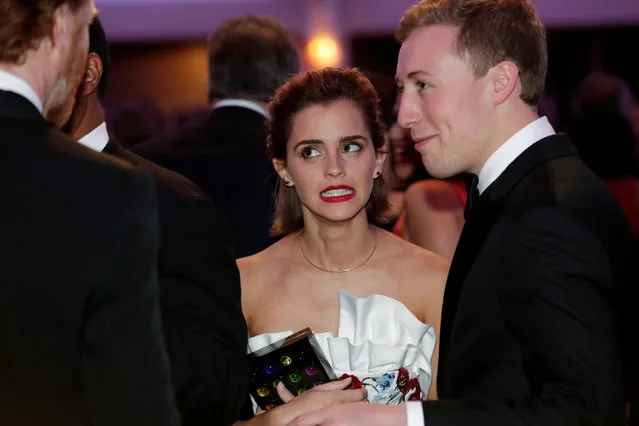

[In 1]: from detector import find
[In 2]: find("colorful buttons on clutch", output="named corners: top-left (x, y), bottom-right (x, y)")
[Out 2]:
top-left (288, 372), bottom-right (302, 383)
top-left (248, 328), bottom-right (336, 411)
top-left (280, 356), bottom-right (292, 366)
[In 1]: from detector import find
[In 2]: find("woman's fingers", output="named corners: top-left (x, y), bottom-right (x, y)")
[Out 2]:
top-left (276, 381), bottom-right (296, 402)
top-left (332, 388), bottom-right (368, 404)
top-left (313, 377), bottom-right (352, 391)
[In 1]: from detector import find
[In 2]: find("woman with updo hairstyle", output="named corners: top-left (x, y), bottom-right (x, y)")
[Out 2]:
top-left (267, 67), bottom-right (392, 235)
top-left (238, 68), bottom-right (448, 416)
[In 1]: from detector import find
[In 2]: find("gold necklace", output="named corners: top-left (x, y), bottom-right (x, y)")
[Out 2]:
top-left (299, 229), bottom-right (377, 273)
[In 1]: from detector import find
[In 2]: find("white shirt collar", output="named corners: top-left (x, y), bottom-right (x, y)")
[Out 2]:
top-left (213, 98), bottom-right (269, 119)
top-left (0, 69), bottom-right (44, 114)
top-left (78, 122), bottom-right (109, 152)
top-left (477, 116), bottom-right (555, 194)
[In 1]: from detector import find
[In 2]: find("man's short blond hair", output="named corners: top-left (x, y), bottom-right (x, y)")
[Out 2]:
top-left (396, 0), bottom-right (547, 106)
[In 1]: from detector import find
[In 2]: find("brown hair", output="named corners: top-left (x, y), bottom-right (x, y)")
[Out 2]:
top-left (396, 0), bottom-right (547, 106)
top-left (267, 67), bottom-right (391, 236)
top-left (206, 15), bottom-right (300, 103)
top-left (0, 0), bottom-right (85, 64)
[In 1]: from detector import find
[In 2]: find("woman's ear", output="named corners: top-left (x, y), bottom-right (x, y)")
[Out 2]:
top-left (272, 159), bottom-right (294, 186)
top-left (374, 151), bottom-right (387, 178)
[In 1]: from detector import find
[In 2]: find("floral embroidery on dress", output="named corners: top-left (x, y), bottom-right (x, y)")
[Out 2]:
top-left (338, 373), bottom-right (363, 389)
top-left (342, 367), bottom-right (423, 405)
top-left (375, 372), bottom-right (395, 391)
top-left (397, 367), bottom-right (422, 401)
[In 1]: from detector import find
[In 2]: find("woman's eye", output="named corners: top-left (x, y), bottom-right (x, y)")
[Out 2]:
top-left (301, 146), bottom-right (320, 158)
top-left (416, 81), bottom-right (430, 90)
top-left (342, 143), bottom-right (362, 153)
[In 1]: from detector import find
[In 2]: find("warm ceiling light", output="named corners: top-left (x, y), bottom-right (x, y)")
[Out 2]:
top-left (307, 35), bottom-right (340, 67)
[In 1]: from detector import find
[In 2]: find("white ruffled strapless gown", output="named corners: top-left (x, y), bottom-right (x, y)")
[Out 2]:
top-left (248, 290), bottom-right (436, 405)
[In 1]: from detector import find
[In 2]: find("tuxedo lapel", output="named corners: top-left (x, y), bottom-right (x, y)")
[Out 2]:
top-left (437, 198), bottom-right (500, 392)
top-left (481, 134), bottom-right (576, 205)
top-left (103, 138), bottom-right (119, 156)
top-left (437, 134), bottom-right (578, 393)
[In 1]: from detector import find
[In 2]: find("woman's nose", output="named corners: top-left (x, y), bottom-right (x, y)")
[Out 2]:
top-left (324, 152), bottom-right (346, 178)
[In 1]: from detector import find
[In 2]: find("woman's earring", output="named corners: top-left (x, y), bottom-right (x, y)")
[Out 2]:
top-left (375, 171), bottom-right (381, 178)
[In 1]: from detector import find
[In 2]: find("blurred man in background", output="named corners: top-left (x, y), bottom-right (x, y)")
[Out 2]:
top-left (135, 14), bottom-right (301, 258)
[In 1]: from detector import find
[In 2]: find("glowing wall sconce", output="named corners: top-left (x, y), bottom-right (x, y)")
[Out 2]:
top-left (306, 34), bottom-right (341, 68)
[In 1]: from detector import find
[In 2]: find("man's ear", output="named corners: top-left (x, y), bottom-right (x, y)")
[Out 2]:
top-left (272, 159), bottom-right (294, 186)
top-left (80, 53), bottom-right (102, 97)
top-left (491, 60), bottom-right (520, 105)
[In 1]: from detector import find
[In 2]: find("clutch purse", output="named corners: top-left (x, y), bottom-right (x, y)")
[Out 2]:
top-left (248, 327), bottom-right (337, 411)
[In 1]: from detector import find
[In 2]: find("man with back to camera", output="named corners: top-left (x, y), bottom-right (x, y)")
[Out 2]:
top-left (63, 17), bottom-right (251, 426)
top-left (0, 1), bottom-right (179, 425)
top-left (290, 0), bottom-right (635, 425)
top-left (134, 14), bottom-right (301, 258)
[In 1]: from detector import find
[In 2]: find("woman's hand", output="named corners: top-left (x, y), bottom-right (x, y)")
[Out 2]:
top-left (255, 378), bottom-right (368, 426)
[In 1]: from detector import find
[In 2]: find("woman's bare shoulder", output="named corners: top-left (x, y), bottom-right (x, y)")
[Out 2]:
top-left (372, 229), bottom-right (447, 325)
top-left (237, 236), bottom-right (296, 286)
top-left (238, 236), bottom-right (299, 328)
top-left (377, 228), bottom-right (450, 286)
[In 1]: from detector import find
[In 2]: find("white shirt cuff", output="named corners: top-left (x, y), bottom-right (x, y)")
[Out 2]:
top-left (406, 401), bottom-right (425, 426)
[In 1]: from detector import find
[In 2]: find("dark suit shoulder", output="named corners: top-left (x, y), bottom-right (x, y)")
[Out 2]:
top-left (507, 153), bottom-right (630, 234)
top-left (2, 116), bottom-right (149, 186)
top-left (128, 106), bottom-right (276, 258)
top-left (133, 106), bottom-right (268, 157)
top-left (113, 146), bottom-right (208, 202)
top-left (133, 120), bottom-right (209, 156)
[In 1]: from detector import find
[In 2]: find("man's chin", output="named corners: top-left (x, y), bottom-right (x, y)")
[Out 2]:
top-left (422, 163), bottom-right (458, 180)
top-left (420, 157), bottom-right (443, 178)
top-left (45, 74), bottom-right (81, 130)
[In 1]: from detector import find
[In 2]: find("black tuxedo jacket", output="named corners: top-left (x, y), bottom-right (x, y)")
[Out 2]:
top-left (627, 235), bottom-right (639, 426)
top-left (0, 90), bottom-right (178, 425)
top-left (103, 140), bottom-right (250, 426)
top-left (422, 134), bottom-right (634, 425)
top-left (134, 106), bottom-right (277, 258)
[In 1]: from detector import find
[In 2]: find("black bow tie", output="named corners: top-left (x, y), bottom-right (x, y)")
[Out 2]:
top-left (464, 174), bottom-right (480, 220)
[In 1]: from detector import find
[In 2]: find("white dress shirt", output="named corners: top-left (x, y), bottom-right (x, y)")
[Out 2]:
top-left (78, 122), bottom-right (109, 152)
top-left (0, 69), bottom-right (44, 114)
top-left (212, 98), bottom-right (269, 119)
top-left (477, 116), bottom-right (555, 194)
top-left (406, 401), bottom-right (425, 426)
top-left (405, 116), bottom-right (556, 426)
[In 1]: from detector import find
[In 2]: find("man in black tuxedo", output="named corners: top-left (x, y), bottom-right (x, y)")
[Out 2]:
top-left (0, 2), bottom-right (179, 425)
top-left (63, 18), bottom-right (251, 426)
top-left (134, 15), bottom-right (300, 258)
top-left (292, 1), bottom-right (635, 425)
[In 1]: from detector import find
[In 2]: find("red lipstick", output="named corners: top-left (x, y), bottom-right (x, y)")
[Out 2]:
top-left (319, 185), bottom-right (356, 203)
